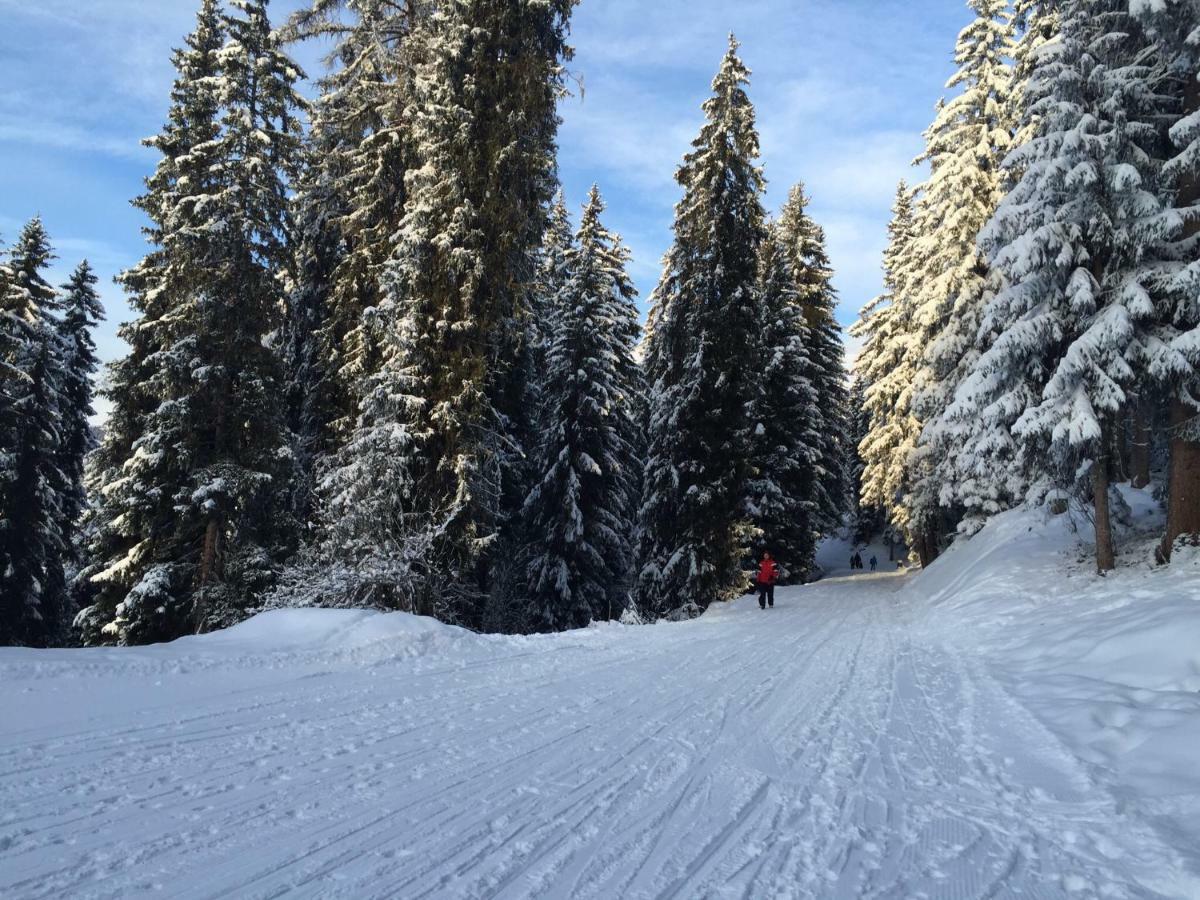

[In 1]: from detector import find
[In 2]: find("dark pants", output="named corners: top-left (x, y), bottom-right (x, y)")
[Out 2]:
top-left (757, 581), bottom-right (774, 608)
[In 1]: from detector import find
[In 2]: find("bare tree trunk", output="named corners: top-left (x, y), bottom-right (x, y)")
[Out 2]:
top-left (200, 518), bottom-right (222, 585)
top-left (1093, 450), bottom-right (1116, 574)
top-left (1129, 399), bottom-right (1151, 489)
top-left (1161, 398), bottom-right (1200, 562)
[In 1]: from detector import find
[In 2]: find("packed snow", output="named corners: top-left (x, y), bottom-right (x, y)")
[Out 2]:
top-left (3, 490), bottom-right (1199, 899)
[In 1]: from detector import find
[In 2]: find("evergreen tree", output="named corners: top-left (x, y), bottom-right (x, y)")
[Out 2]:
top-left (0, 218), bottom-right (70, 646)
top-left (521, 187), bottom-right (643, 631)
top-left (854, 183), bottom-right (924, 544)
top-left (317, 0), bottom-right (576, 628)
top-left (777, 184), bottom-right (848, 537)
top-left (282, 0), bottom-right (426, 459)
top-left (910, 0), bottom-right (1014, 539)
top-left (962, 0), bottom-right (1169, 572)
top-left (78, 0), bottom-right (304, 643)
top-left (745, 223), bottom-right (820, 582)
top-left (634, 37), bottom-right (766, 620)
top-left (1132, 0), bottom-right (1200, 559)
top-left (56, 261), bottom-right (104, 574)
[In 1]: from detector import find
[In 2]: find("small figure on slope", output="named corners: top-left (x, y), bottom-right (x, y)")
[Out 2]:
top-left (757, 552), bottom-right (779, 610)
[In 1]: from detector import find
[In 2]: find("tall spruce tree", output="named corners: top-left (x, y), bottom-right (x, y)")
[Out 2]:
top-left (0, 218), bottom-right (70, 646)
top-left (1132, 0), bottom-right (1200, 559)
top-left (910, 0), bottom-right (1014, 539)
top-left (745, 223), bottom-right (820, 582)
top-left (317, 0), bottom-right (576, 628)
top-left (854, 182), bottom-right (924, 545)
top-left (78, 0), bottom-right (304, 644)
top-left (56, 262), bottom-right (104, 573)
top-left (776, 184), bottom-right (848, 538)
top-left (634, 36), bottom-right (766, 620)
top-left (282, 0), bottom-right (425, 465)
top-left (521, 187), bottom-right (643, 631)
top-left (963, 0), bottom-right (1169, 572)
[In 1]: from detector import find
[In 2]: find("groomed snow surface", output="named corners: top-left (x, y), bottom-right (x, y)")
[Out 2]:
top-left (3, 489), bottom-right (1200, 899)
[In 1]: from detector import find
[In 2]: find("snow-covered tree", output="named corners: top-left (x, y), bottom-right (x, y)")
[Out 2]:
top-left (910, 0), bottom-right (1014, 539)
top-left (634, 36), bottom-right (766, 620)
top-left (316, 0), bottom-right (576, 628)
top-left (1131, 0), bottom-right (1200, 559)
top-left (78, 0), bottom-right (304, 644)
top-left (745, 223), bottom-right (820, 582)
top-left (520, 186), bottom-right (643, 631)
top-left (854, 183), bottom-right (923, 542)
top-left (776, 184), bottom-right (848, 537)
top-left (56, 262), bottom-right (104, 572)
top-left (281, 0), bottom-right (425, 461)
top-left (962, 0), bottom-right (1169, 572)
top-left (0, 218), bottom-right (70, 646)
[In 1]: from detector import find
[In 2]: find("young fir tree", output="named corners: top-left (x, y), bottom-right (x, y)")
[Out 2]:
top-left (0, 218), bottom-right (70, 646)
top-left (854, 182), bottom-right (925, 544)
top-left (79, 0), bottom-right (304, 644)
top-left (910, 0), bottom-right (1014, 539)
top-left (745, 223), bottom-right (820, 583)
top-left (521, 187), bottom-right (643, 631)
top-left (963, 0), bottom-right (1169, 572)
top-left (1132, 0), bottom-right (1200, 559)
top-left (56, 262), bottom-right (104, 573)
top-left (777, 184), bottom-right (848, 538)
top-left (634, 36), bottom-right (766, 620)
top-left (317, 0), bottom-right (576, 628)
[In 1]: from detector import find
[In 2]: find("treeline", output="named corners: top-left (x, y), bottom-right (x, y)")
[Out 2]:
top-left (854, 0), bottom-right (1200, 573)
top-left (0, 1), bottom-right (849, 648)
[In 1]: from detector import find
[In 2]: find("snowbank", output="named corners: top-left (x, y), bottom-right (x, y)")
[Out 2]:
top-left (904, 490), bottom-right (1200, 854)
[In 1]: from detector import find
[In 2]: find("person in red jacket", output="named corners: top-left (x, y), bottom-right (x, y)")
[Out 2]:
top-left (756, 552), bottom-right (779, 609)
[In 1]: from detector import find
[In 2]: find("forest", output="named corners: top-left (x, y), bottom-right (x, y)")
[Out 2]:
top-left (1, 0), bottom-right (1198, 649)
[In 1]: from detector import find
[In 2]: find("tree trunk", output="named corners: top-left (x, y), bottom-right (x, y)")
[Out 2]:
top-left (1093, 452), bottom-right (1115, 574)
top-left (1129, 399), bottom-right (1151, 489)
top-left (1161, 398), bottom-right (1200, 562)
top-left (200, 517), bottom-right (222, 586)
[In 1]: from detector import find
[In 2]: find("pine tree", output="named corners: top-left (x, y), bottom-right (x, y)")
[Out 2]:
top-left (963, 0), bottom-right (1169, 572)
top-left (520, 187), bottom-right (643, 631)
top-left (634, 37), bottom-right (766, 620)
top-left (0, 218), bottom-right (70, 646)
top-left (56, 262), bottom-right (104, 575)
top-left (854, 183), bottom-right (924, 544)
top-left (777, 184), bottom-right (848, 538)
top-left (910, 0), bottom-right (1014, 539)
top-left (745, 223), bottom-right (820, 582)
top-left (316, 0), bottom-right (576, 628)
top-left (1132, 0), bottom-right (1200, 560)
top-left (78, 0), bottom-right (304, 644)
top-left (282, 0), bottom-right (426, 461)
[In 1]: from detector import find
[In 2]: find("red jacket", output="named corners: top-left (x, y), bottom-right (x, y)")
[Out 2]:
top-left (757, 558), bottom-right (779, 585)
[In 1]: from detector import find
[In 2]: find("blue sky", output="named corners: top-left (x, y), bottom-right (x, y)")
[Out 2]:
top-left (0, 0), bottom-right (969, 402)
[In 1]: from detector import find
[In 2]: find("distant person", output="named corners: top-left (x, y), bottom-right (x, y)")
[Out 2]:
top-left (757, 552), bottom-right (778, 609)
top-left (870, 555), bottom-right (878, 572)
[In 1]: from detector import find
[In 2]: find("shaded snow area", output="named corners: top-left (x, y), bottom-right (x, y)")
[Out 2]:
top-left (3, 492), bottom-right (1200, 898)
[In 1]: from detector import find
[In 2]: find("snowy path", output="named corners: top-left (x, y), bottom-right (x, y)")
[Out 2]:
top-left (2, 573), bottom-right (1195, 899)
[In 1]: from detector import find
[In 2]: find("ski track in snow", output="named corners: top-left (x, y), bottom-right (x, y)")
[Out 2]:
top-left (1, 572), bottom-right (1194, 899)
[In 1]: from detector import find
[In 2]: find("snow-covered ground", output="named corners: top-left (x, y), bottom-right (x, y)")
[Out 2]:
top-left (3, 491), bottom-right (1199, 899)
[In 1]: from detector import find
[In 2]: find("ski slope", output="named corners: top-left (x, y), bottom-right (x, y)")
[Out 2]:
top-left (3, 512), bottom-right (1200, 898)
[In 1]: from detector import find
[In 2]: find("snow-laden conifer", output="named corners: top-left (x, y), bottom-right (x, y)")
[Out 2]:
top-left (520, 187), bottom-right (643, 631)
top-left (745, 223), bottom-right (821, 582)
top-left (776, 184), bottom-right (848, 537)
top-left (959, 0), bottom-right (1170, 571)
top-left (0, 219), bottom-right (71, 646)
top-left (634, 36), bottom-right (766, 620)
